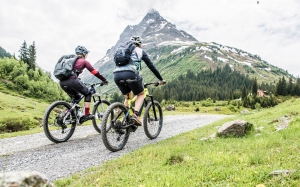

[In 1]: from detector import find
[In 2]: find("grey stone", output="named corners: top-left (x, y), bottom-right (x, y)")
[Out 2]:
top-left (0, 171), bottom-right (54, 187)
top-left (217, 120), bottom-right (253, 137)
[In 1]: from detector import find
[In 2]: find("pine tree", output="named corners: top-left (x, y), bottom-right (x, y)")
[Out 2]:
top-left (252, 78), bottom-right (258, 97)
top-left (242, 85), bottom-right (247, 99)
top-left (276, 76), bottom-right (287, 96)
top-left (287, 77), bottom-right (293, 95)
top-left (281, 76), bottom-right (287, 96)
top-left (19, 41), bottom-right (29, 66)
top-left (28, 41), bottom-right (36, 70)
top-left (294, 78), bottom-right (300, 96)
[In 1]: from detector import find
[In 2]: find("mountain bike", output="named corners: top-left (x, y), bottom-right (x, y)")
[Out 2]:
top-left (42, 82), bottom-right (110, 143)
top-left (101, 80), bottom-right (165, 152)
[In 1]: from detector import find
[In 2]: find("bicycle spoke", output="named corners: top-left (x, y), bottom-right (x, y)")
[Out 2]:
top-left (92, 100), bottom-right (110, 133)
top-left (101, 103), bottom-right (130, 152)
top-left (43, 101), bottom-right (76, 143)
top-left (143, 101), bottom-right (163, 139)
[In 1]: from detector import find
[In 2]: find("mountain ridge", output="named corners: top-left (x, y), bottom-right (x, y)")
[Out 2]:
top-left (81, 9), bottom-right (292, 89)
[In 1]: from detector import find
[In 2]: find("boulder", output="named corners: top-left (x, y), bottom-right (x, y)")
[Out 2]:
top-left (165, 105), bottom-right (175, 111)
top-left (0, 171), bottom-right (53, 187)
top-left (217, 120), bottom-right (253, 137)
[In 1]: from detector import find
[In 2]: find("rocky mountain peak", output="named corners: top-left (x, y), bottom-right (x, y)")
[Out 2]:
top-left (139, 9), bottom-right (161, 26)
top-left (100, 9), bottom-right (198, 61)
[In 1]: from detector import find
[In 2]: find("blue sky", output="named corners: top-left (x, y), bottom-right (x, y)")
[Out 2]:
top-left (1, 0), bottom-right (299, 77)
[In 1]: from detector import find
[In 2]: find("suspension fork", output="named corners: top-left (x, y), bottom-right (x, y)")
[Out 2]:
top-left (148, 95), bottom-right (158, 120)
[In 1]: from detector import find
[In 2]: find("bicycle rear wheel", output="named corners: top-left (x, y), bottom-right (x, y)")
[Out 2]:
top-left (92, 99), bottom-right (110, 133)
top-left (43, 101), bottom-right (76, 143)
top-left (143, 100), bottom-right (163, 139)
top-left (101, 102), bottom-right (130, 152)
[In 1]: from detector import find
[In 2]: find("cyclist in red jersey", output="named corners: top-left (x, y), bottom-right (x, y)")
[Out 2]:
top-left (59, 46), bottom-right (108, 123)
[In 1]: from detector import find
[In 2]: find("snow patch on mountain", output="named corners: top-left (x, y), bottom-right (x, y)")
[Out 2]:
top-left (217, 57), bottom-right (228, 62)
top-left (158, 41), bottom-right (197, 46)
top-left (171, 46), bottom-right (189, 54)
top-left (205, 55), bottom-right (212, 61)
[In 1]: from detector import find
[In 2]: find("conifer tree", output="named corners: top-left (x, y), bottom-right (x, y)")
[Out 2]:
top-left (276, 76), bottom-right (287, 96)
top-left (287, 77), bottom-right (293, 95)
top-left (281, 76), bottom-right (287, 96)
top-left (252, 78), bottom-right (258, 97)
top-left (242, 85), bottom-right (247, 99)
top-left (294, 78), bottom-right (300, 96)
top-left (19, 40), bottom-right (29, 65)
top-left (28, 41), bottom-right (36, 70)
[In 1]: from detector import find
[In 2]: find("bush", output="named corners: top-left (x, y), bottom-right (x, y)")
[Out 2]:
top-left (0, 123), bottom-right (6, 133)
top-left (227, 104), bottom-right (238, 112)
top-left (201, 98), bottom-right (214, 107)
top-left (0, 117), bottom-right (39, 133)
top-left (255, 103), bottom-right (261, 110)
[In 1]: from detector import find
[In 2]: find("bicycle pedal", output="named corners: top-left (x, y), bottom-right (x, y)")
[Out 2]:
top-left (129, 125), bottom-right (138, 132)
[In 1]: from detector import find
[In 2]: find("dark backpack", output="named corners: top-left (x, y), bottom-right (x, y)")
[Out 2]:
top-left (114, 41), bottom-right (136, 66)
top-left (53, 54), bottom-right (79, 80)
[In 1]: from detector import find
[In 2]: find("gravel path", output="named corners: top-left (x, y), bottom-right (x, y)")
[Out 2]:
top-left (0, 114), bottom-right (228, 182)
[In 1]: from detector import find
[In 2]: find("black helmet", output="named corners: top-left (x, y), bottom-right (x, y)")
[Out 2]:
top-left (130, 36), bottom-right (142, 45)
top-left (75, 46), bottom-right (89, 55)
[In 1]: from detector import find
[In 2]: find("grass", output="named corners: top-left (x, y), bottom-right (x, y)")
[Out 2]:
top-left (1, 90), bottom-right (299, 186)
top-left (0, 91), bottom-right (50, 138)
top-left (0, 92), bottom-right (235, 138)
top-left (0, 91), bottom-right (95, 138)
top-left (53, 98), bottom-right (300, 186)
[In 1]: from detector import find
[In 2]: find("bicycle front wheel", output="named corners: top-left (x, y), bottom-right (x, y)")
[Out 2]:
top-left (143, 100), bottom-right (163, 139)
top-left (42, 101), bottom-right (76, 143)
top-left (92, 99), bottom-right (110, 133)
top-left (101, 102), bottom-right (130, 152)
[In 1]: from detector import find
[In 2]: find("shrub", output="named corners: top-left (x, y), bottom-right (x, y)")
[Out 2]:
top-left (0, 117), bottom-right (39, 133)
top-left (255, 103), bottom-right (261, 110)
top-left (181, 102), bottom-right (190, 107)
top-left (0, 123), bottom-right (6, 133)
top-left (227, 104), bottom-right (238, 112)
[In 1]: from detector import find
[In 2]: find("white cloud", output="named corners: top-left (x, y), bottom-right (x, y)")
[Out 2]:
top-left (1, 0), bottom-right (300, 76)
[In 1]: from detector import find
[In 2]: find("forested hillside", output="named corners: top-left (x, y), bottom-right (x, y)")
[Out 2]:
top-left (0, 46), bottom-right (11, 58)
top-left (151, 64), bottom-right (300, 102)
top-left (0, 57), bottom-right (68, 102)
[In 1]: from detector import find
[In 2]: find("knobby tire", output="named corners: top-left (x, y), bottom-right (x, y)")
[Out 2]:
top-left (101, 102), bottom-right (130, 152)
top-left (92, 99), bottom-right (110, 133)
top-left (42, 101), bottom-right (76, 143)
top-left (143, 100), bottom-right (163, 139)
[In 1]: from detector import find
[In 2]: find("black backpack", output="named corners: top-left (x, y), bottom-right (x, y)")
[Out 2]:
top-left (53, 54), bottom-right (80, 80)
top-left (114, 41), bottom-right (136, 66)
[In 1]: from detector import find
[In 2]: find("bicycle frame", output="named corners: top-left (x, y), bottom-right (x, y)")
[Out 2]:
top-left (63, 83), bottom-right (105, 124)
top-left (126, 83), bottom-right (158, 121)
top-left (100, 81), bottom-right (164, 151)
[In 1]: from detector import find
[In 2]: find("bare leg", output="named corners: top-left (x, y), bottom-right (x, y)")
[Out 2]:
top-left (134, 91), bottom-right (144, 112)
top-left (130, 91), bottom-right (144, 126)
top-left (124, 91), bottom-right (133, 107)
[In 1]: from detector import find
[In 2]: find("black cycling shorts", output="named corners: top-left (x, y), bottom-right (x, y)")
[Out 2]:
top-left (59, 77), bottom-right (91, 101)
top-left (114, 71), bottom-right (144, 95)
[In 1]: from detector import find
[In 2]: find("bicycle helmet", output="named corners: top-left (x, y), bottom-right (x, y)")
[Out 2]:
top-left (130, 36), bottom-right (143, 45)
top-left (75, 45), bottom-right (89, 55)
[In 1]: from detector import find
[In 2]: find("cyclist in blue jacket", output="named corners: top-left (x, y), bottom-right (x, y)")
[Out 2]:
top-left (113, 36), bottom-right (166, 126)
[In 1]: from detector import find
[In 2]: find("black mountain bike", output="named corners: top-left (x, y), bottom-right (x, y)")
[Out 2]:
top-left (42, 82), bottom-right (110, 143)
top-left (101, 80), bottom-right (164, 152)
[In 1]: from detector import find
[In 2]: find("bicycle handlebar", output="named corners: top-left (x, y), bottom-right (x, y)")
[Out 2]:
top-left (84, 82), bottom-right (106, 87)
top-left (144, 81), bottom-right (166, 87)
top-left (119, 79), bottom-right (166, 87)
top-left (144, 82), bottom-right (159, 87)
